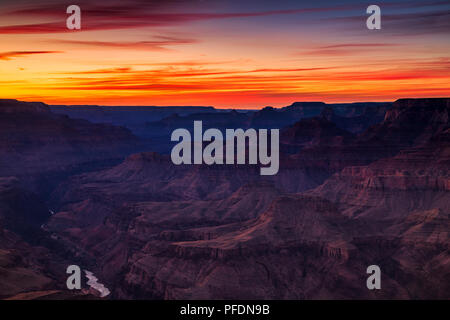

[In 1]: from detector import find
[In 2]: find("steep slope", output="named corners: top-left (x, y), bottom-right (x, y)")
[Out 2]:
top-left (118, 193), bottom-right (447, 299)
top-left (114, 195), bottom-right (361, 299)
top-left (46, 181), bottom-right (283, 283)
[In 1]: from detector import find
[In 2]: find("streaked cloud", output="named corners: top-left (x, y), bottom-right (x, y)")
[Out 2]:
top-left (0, 50), bottom-right (62, 60)
top-left (301, 43), bottom-right (399, 56)
top-left (47, 36), bottom-right (197, 51)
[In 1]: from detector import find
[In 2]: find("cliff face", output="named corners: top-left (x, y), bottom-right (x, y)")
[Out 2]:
top-left (0, 100), bottom-right (137, 153)
top-left (0, 177), bottom-right (71, 299)
top-left (0, 99), bottom-right (139, 192)
top-left (360, 98), bottom-right (449, 150)
top-left (312, 101), bottom-right (450, 220)
top-left (117, 195), bottom-right (358, 299)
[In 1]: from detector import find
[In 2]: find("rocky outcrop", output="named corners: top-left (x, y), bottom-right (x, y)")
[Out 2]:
top-left (0, 99), bottom-right (50, 114)
top-left (359, 98), bottom-right (449, 152)
top-left (312, 126), bottom-right (450, 219)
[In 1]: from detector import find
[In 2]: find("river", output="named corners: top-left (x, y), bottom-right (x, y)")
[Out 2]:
top-left (84, 270), bottom-right (111, 298)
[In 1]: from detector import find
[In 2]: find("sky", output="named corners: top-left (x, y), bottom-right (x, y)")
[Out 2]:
top-left (0, 0), bottom-right (449, 108)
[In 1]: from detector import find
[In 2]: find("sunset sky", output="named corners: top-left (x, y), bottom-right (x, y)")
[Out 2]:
top-left (0, 0), bottom-right (449, 108)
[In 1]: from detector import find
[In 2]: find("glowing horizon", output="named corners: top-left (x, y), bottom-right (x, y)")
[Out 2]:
top-left (1, 0), bottom-right (449, 108)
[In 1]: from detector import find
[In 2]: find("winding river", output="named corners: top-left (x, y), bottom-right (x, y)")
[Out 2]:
top-left (84, 270), bottom-right (111, 298)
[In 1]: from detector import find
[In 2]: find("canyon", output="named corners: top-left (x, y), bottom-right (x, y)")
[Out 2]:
top-left (0, 98), bottom-right (448, 299)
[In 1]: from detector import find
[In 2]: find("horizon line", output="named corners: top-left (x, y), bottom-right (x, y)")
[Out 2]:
top-left (4, 97), bottom-right (450, 110)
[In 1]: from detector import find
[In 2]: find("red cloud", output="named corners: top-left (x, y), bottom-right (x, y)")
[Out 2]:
top-left (0, 3), bottom-right (352, 34)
